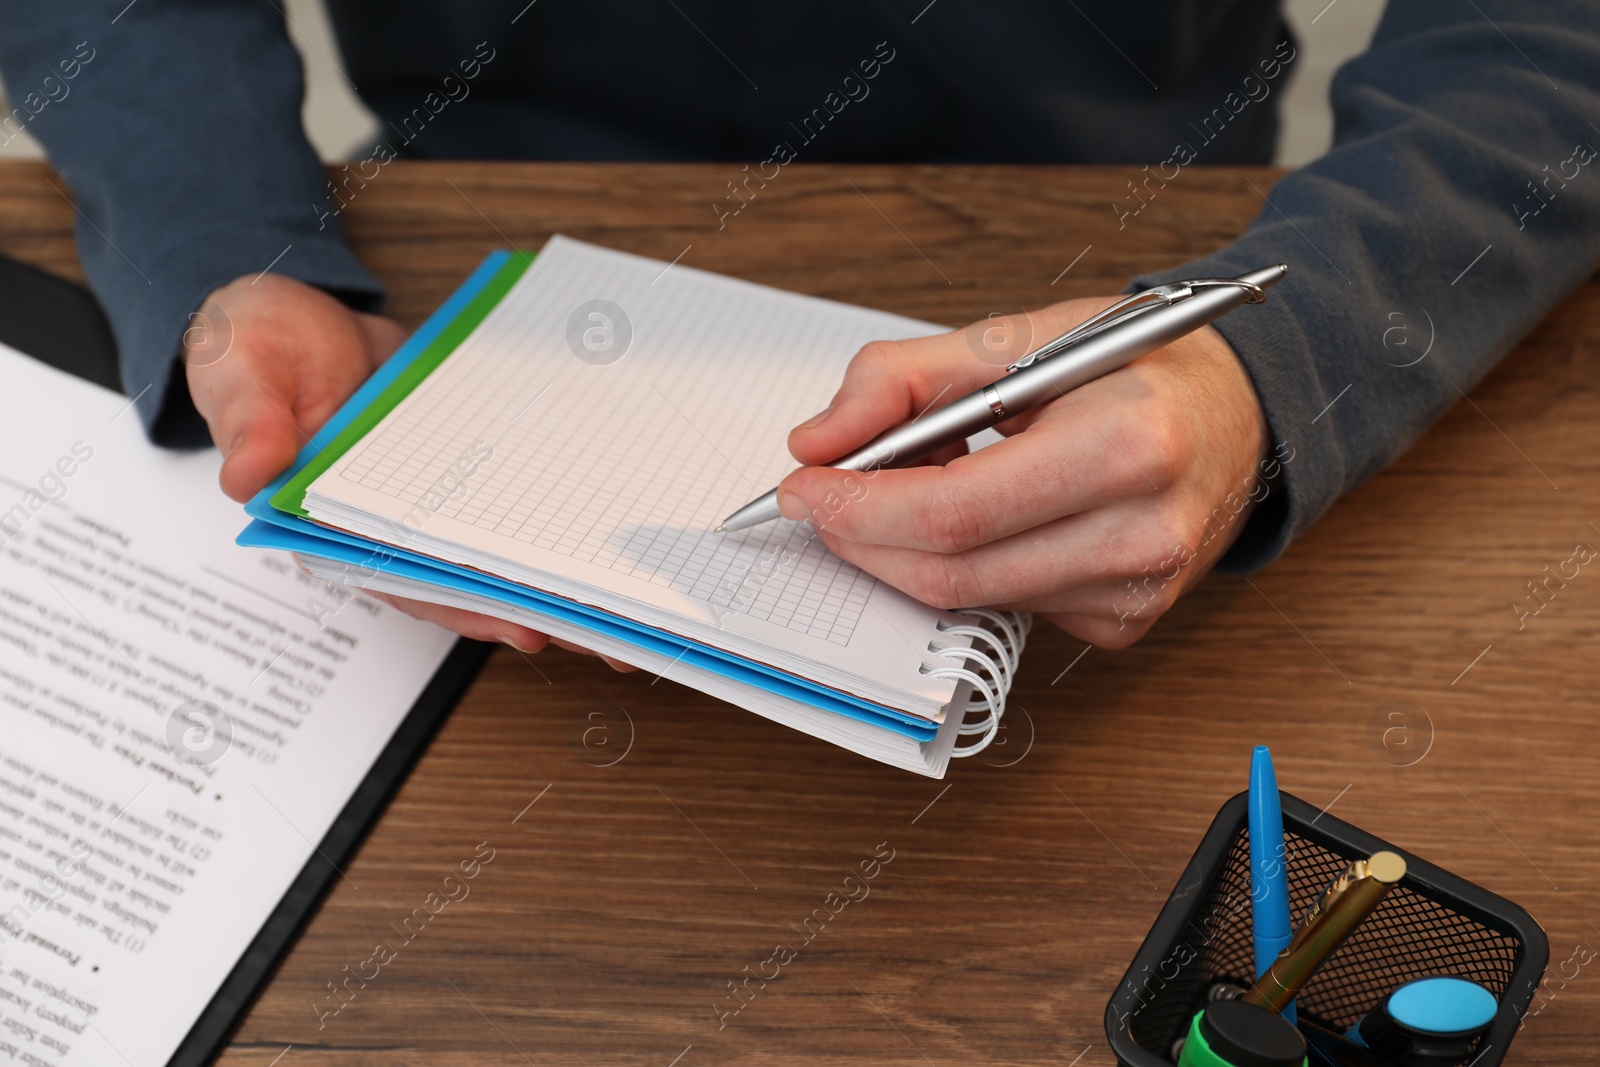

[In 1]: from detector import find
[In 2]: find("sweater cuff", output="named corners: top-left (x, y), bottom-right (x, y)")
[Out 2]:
top-left (114, 227), bottom-right (385, 448)
top-left (1131, 249), bottom-right (1337, 573)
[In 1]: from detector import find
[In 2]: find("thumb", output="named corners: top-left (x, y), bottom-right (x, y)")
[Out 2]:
top-left (211, 381), bottom-right (304, 503)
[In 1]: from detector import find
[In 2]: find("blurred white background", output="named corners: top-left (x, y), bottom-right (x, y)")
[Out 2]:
top-left (0, 0), bottom-right (1383, 166)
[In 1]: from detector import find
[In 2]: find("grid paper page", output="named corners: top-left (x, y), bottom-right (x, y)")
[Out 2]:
top-left (324, 237), bottom-right (950, 656)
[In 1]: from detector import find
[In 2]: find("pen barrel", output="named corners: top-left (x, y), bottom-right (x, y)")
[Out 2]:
top-left (993, 281), bottom-right (1260, 414)
top-left (827, 390), bottom-right (1001, 473)
top-left (1242, 877), bottom-right (1397, 1013)
top-left (825, 270), bottom-right (1278, 476)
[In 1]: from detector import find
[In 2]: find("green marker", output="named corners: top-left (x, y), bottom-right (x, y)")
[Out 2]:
top-left (1178, 1000), bottom-right (1308, 1067)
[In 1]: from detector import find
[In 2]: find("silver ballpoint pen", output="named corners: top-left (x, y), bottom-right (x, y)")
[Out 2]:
top-left (716, 263), bottom-right (1288, 533)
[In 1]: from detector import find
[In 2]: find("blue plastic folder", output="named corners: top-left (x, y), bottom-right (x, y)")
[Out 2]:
top-left (237, 251), bottom-right (937, 742)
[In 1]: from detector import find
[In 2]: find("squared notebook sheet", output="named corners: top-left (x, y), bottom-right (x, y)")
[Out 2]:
top-left (335, 250), bottom-right (877, 646)
top-left (244, 237), bottom-right (1031, 773)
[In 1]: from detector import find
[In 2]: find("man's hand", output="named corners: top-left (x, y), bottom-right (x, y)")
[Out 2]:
top-left (185, 274), bottom-right (403, 504)
top-left (183, 274), bottom-right (632, 666)
top-left (777, 297), bottom-right (1274, 648)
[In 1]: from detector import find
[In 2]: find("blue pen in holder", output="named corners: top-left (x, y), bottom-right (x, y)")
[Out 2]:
top-left (1104, 792), bottom-right (1548, 1067)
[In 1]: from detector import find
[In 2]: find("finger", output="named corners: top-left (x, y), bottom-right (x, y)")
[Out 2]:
top-left (985, 578), bottom-right (1183, 645)
top-left (364, 591), bottom-right (632, 668)
top-left (788, 296), bottom-right (1125, 468)
top-left (205, 373), bottom-right (306, 504)
top-left (779, 404), bottom-right (1170, 554)
top-left (355, 311), bottom-right (408, 366)
top-left (363, 590), bottom-right (552, 652)
top-left (812, 500), bottom-right (1181, 610)
top-left (287, 313), bottom-right (405, 436)
top-left (1040, 610), bottom-right (1158, 650)
top-left (547, 637), bottom-right (639, 672)
top-left (925, 439), bottom-right (969, 467)
top-left (786, 331), bottom-right (1004, 467)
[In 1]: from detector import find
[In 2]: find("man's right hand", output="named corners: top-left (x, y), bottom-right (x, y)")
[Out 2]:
top-left (181, 274), bottom-right (601, 661)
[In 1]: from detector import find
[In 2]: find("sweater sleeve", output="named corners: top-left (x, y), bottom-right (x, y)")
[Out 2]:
top-left (0, 0), bottom-right (384, 447)
top-left (1130, 0), bottom-right (1600, 571)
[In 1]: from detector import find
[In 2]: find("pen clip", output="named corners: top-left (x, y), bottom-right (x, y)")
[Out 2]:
top-left (1004, 276), bottom-right (1269, 372)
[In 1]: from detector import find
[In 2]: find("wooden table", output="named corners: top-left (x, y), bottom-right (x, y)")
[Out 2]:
top-left (5, 162), bottom-right (1597, 1066)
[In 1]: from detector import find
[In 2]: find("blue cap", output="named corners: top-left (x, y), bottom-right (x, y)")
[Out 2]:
top-left (1387, 976), bottom-right (1498, 1035)
top-left (1348, 976), bottom-right (1498, 1066)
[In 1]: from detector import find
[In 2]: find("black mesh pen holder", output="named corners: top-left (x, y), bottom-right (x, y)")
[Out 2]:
top-left (1104, 791), bottom-right (1548, 1067)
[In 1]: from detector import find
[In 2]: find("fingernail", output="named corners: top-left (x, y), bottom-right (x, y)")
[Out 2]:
top-left (502, 634), bottom-right (541, 654)
top-left (777, 492), bottom-right (806, 521)
top-left (797, 404), bottom-right (833, 430)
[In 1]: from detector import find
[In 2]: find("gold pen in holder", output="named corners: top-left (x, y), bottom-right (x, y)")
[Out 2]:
top-left (1242, 850), bottom-right (1408, 1013)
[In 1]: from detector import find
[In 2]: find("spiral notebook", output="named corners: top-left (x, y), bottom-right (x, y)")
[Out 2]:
top-left (239, 236), bottom-right (1031, 776)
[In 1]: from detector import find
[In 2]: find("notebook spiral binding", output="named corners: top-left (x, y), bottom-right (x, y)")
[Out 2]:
top-left (926, 608), bottom-right (1034, 757)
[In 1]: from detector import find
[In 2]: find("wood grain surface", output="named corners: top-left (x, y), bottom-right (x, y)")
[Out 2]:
top-left (3, 161), bottom-right (1596, 1066)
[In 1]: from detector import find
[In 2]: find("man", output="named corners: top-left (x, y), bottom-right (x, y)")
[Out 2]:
top-left (3, 1), bottom-right (1596, 657)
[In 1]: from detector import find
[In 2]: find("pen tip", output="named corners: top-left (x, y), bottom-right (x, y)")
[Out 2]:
top-left (714, 524), bottom-right (727, 533)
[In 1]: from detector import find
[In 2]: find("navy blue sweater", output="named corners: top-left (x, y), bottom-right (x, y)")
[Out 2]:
top-left (1, 1), bottom-right (1596, 569)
